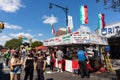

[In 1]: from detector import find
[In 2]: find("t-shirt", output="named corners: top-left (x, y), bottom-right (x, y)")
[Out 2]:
top-left (36, 57), bottom-right (44, 70)
top-left (56, 50), bottom-right (63, 60)
top-left (5, 53), bottom-right (10, 59)
top-left (25, 58), bottom-right (34, 68)
top-left (21, 49), bottom-right (26, 58)
top-left (77, 50), bottom-right (86, 61)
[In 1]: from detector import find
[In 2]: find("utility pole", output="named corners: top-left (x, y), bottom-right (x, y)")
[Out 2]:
top-left (49, 3), bottom-right (69, 28)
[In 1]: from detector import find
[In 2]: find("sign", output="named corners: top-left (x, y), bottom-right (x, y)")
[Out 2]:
top-left (62, 34), bottom-right (72, 44)
top-left (100, 22), bottom-right (120, 38)
top-left (72, 31), bottom-right (90, 43)
top-left (54, 37), bottom-right (62, 45)
top-left (68, 15), bottom-right (73, 30)
top-left (90, 34), bottom-right (108, 45)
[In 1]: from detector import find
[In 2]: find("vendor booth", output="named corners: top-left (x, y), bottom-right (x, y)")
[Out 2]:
top-left (43, 30), bottom-right (108, 72)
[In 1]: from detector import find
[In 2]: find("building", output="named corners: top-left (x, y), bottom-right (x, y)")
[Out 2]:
top-left (99, 22), bottom-right (120, 59)
top-left (55, 28), bottom-right (66, 37)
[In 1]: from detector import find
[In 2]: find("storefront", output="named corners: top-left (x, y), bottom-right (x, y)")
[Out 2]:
top-left (99, 22), bottom-right (120, 59)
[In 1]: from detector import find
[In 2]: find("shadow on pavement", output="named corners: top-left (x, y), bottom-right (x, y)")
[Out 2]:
top-left (0, 63), bottom-right (10, 80)
top-left (46, 78), bottom-right (54, 80)
top-left (92, 71), bottom-right (117, 80)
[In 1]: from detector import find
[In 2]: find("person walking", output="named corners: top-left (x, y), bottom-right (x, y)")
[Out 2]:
top-left (56, 49), bottom-right (63, 72)
top-left (35, 53), bottom-right (46, 80)
top-left (10, 50), bottom-right (23, 80)
top-left (4, 50), bottom-right (10, 67)
top-left (77, 47), bottom-right (90, 78)
top-left (49, 49), bottom-right (55, 71)
top-left (24, 52), bottom-right (34, 80)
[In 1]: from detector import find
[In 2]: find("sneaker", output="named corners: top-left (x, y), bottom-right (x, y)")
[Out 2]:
top-left (60, 71), bottom-right (63, 73)
top-left (86, 76), bottom-right (90, 78)
top-left (57, 70), bottom-right (59, 72)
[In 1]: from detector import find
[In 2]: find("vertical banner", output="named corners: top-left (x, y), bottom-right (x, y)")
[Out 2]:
top-left (80, 5), bottom-right (88, 24)
top-left (67, 15), bottom-right (73, 33)
top-left (51, 24), bottom-right (55, 34)
top-left (98, 13), bottom-right (105, 29)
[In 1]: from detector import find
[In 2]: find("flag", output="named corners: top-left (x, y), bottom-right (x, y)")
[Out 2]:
top-left (80, 5), bottom-right (88, 24)
top-left (68, 15), bottom-right (73, 33)
top-left (98, 13), bottom-right (105, 29)
top-left (51, 25), bottom-right (55, 34)
top-left (67, 26), bottom-right (70, 33)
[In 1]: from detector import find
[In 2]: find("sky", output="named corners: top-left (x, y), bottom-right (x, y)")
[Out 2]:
top-left (0, 0), bottom-right (120, 46)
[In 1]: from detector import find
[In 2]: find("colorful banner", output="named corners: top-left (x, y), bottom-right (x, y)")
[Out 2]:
top-left (98, 13), bottom-right (105, 29)
top-left (51, 25), bottom-right (55, 34)
top-left (80, 5), bottom-right (88, 24)
top-left (67, 15), bottom-right (73, 33)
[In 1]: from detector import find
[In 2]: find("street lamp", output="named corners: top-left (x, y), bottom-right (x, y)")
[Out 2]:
top-left (0, 21), bottom-right (4, 33)
top-left (49, 3), bottom-right (69, 27)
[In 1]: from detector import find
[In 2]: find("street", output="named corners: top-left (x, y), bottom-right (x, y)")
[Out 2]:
top-left (0, 57), bottom-right (117, 80)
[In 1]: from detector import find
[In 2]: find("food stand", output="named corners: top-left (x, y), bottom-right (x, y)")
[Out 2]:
top-left (43, 30), bottom-right (108, 72)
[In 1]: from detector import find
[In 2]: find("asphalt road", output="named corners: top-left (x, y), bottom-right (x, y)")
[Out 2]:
top-left (0, 56), bottom-right (118, 80)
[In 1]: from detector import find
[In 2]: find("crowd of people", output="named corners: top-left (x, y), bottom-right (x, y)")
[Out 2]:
top-left (0, 45), bottom-right (107, 80)
top-left (1, 47), bottom-right (64, 80)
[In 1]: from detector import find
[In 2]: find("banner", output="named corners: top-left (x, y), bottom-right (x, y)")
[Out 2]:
top-left (98, 13), bottom-right (105, 29)
top-left (67, 15), bottom-right (73, 33)
top-left (51, 25), bottom-right (55, 34)
top-left (80, 5), bottom-right (88, 24)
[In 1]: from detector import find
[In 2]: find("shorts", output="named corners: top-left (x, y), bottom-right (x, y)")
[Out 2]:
top-left (10, 66), bottom-right (22, 74)
top-left (57, 60), bottom-right (62, 64)
top-left (73, 68), bottom-right (78, 74)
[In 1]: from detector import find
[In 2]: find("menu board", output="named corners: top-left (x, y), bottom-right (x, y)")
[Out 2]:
top-left (72, 31), bottom-right (90, 44)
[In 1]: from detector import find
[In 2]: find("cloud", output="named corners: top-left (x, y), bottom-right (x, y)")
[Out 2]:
top-left (0, 0), bottom-right (23, 13)
top-left (0, 35), bottom-right (11, 46)
top-left (32, 38), bottom-right (39, 42)
top-left (0, 32), bottom-right (41, 46)
top-left (9, 32), bottom-right (34, 38)
top-left (38, 33), bottom-right (43, 36)
top-left (42, 14), bottom-right (58, 25)
top-left (5, 22), bottom-right (22, 30)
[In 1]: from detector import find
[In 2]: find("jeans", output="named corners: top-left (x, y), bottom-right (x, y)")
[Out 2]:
top-left (24, 68), bottom-right (33, 80)
top-left (50, 62), bottom-right (54, 71)
top-left (78, 60), bottom-right (89, 77)
top-left (37, 69), bottom-right (44, 80)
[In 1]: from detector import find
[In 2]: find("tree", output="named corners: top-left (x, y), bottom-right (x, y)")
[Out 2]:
top-left (96, 0), bottom-right (120, 12)
top-left (4, 38), bottom-right (21, 49)
top-left (31, 41), bottom-right (43, 48)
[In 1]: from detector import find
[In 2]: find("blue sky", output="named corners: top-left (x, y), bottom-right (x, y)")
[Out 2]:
top-left (0, 0), bottom-right (120, 45)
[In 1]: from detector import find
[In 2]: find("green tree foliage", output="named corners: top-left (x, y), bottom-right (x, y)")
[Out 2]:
top-left (31, 41), bottom-right (43, 48)
top-left (4, 38), bottom-right (21, 49)
top-left (96, 0), bottom-right (120, 12)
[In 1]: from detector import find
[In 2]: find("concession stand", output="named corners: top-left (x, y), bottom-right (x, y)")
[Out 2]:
top-left (43, 30), bottom-right (108, 72)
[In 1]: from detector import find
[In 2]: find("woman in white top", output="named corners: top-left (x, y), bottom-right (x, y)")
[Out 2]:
top-left (10, 51), bottom-right (23, 80)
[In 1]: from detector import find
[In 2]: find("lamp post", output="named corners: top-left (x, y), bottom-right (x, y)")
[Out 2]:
top-left (49, 3), bottom-right (69, 27)
top-left (0, 21), bottom-right (4, 33)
